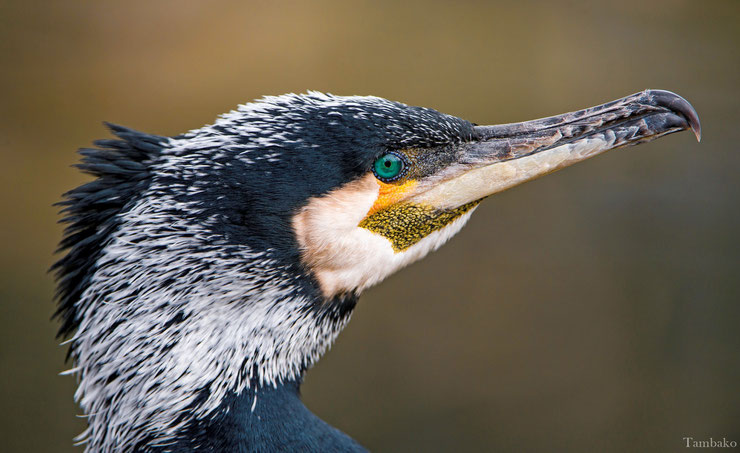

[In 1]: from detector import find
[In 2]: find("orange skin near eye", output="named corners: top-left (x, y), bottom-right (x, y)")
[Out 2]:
top-left (367, 179), bottom-right (417, 216)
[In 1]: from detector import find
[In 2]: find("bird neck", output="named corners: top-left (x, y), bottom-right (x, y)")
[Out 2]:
top-left (143, 378), bottom-right (366, 452)
top-left (55, 127), bottom-right (364, 450)
top-left (67, 189), bottom-right (360, 450)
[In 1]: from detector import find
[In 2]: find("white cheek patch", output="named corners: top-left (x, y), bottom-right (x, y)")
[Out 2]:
top-left (293, 174), bottom-right (476, 298)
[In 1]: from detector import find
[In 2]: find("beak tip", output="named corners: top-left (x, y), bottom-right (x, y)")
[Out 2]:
top-left (647, 89), bottom-right (701, 143)
top-left (691, 114), bottom-right (702, 142)
top-left (685, 105), bottom-right (702, 143)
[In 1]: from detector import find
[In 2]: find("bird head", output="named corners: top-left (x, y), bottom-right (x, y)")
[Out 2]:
top-left (54, 89), bottom-right (699, 451)
top-left (202, 90), bottom-right (699, 299)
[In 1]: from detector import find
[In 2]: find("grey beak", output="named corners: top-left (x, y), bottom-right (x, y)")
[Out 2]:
top-left (467, 89), bottom-right (700, 165)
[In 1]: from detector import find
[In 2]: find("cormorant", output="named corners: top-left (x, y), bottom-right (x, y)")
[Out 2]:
top-left (54, 89), bottom-right (700, 452)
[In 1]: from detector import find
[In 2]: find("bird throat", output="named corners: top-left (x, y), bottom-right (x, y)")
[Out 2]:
top-left (293, 174), bottom-right (480, 298)
top-left (358, 201), bottom-right (480, 251)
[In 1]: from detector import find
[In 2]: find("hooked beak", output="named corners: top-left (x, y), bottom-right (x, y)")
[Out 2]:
top-left (412, 89), bottom-right (701, 209)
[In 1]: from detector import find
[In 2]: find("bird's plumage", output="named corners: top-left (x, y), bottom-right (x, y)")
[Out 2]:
top-left (54, 90), bottom-right (699, 452)
top-left (54, 92), bottom-right (475, 451)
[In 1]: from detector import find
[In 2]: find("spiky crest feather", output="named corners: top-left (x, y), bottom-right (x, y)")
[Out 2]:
top-left (53, 124), bottom-right (163, 341)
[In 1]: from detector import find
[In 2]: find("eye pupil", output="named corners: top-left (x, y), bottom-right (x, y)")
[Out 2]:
top-left (373, 152), bottom-right (405, 182)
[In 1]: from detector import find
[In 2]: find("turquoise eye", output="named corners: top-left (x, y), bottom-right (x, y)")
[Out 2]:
top-left (373, 152), bottom-right (406, 182)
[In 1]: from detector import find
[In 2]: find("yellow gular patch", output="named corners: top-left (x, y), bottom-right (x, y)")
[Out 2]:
top-left (359, 200), bottom-right (481, 252)
top-left (367, 179), bottom-right (417, 216)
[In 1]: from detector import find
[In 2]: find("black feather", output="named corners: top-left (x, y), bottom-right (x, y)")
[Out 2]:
top-left (51, 124), bottom-right (165, 341)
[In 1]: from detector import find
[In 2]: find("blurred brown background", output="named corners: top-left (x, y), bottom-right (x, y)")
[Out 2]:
top-left (1, 1), bottom-right (738, 452)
